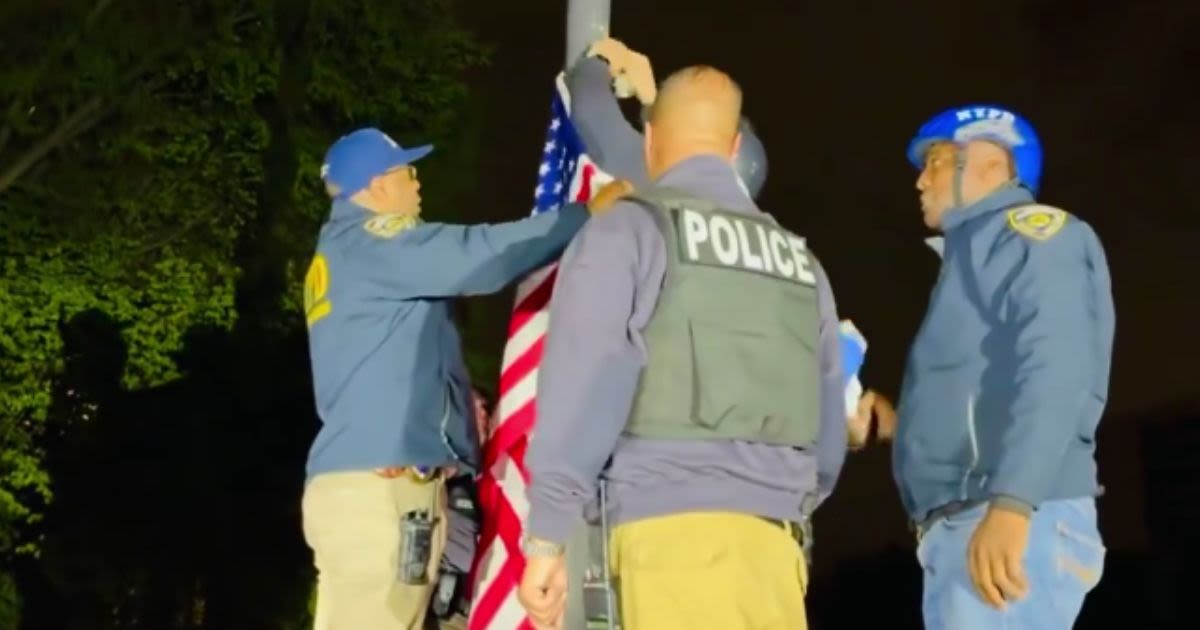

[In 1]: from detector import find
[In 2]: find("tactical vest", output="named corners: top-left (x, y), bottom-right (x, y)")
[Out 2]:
top-left (624, 187), bottom-right (823, 448)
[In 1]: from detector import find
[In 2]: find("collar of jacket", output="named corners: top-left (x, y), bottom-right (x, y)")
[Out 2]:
top-left (652, 154), bottom-right (754, 211)
top-left (939, 183), bottom-right (1035, 234)
top-left (329, 198), bottom-right (371, 223)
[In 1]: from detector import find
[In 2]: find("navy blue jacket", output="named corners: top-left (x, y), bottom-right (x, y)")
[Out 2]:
top-left (893, 186), bottom-right (1115, 522)
top-left (303, 200), bottom-right (588, 478)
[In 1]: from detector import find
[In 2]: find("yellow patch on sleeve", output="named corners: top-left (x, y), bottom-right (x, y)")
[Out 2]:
top-left (303, 254), bottom-right (332, 327)
top-left (1007, 205), bottom-right (1067, 241)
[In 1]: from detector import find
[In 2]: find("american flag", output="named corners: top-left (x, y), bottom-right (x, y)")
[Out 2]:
top-left (467, 74), bottom-right (610, 630)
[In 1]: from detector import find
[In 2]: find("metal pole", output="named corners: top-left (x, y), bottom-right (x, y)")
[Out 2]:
top-left (564, 527), bottom-right (591, 630)
top-left (598, 479), bottom-right (617, 627)
top-left (562, 5), bottom-right (613, 628)
top-left (565, 0), bottom-right (611, 70)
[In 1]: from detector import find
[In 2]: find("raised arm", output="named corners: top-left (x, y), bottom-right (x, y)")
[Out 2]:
top-left (565, 38), bottom-right (654, 186)
top-left (341, 205), bottom-right (590, 299)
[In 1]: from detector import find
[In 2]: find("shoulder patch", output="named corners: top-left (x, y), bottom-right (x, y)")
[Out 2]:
top-left (363, 214), bottom-right (418, 239)
top-left (1006, 205), bottom-right (1067, 241)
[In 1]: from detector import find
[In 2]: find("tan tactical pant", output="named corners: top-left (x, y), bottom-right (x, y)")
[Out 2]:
top-left (303, 471), bottom-right (448, 630)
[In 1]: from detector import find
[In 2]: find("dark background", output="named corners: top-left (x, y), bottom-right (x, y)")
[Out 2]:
top-left (7, 1), bottom-right (1198, 628)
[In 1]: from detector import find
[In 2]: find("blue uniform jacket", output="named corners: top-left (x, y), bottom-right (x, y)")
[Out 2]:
top-left (893, 185), bottom-right (1115, 522)
top-left (303, 199), bottom-right (588, 479)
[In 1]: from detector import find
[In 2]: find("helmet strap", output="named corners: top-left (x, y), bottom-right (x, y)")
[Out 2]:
top-left (734, 174), bottom-right (752, 199)
top-left (952, 150), bottom-right (968, 208)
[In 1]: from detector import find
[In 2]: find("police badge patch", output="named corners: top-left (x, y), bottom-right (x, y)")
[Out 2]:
top-left (363, 214), bottom-right (418, 239)
top-left (1007, 205), bottom-right (1066, 241)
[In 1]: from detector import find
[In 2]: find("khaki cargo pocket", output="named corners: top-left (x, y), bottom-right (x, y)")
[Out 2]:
top-left (688, 319), bottom-right (818, 442)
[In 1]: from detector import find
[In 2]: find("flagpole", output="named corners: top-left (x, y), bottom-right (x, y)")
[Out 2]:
top-left (562, 7), bottom-right (613, 629)
top-left (565, 0), bottom-right (611, 69)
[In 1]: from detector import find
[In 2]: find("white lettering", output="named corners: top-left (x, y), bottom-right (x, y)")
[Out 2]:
top-left (681, 209), bottom-right (708, 261)
top-left (735, 221), bottom-right (764, 271)
top-left (788, 236), bottom-right (816, 285)
top-left (709, 216), bottom-right (739, 265)
top-left (769, 231), bottom-right (794, 278)
top-left (954, 118), bottom-right (1024, 146)
top-left (955, 108), bottom-right (1015, 124)
top-left (755, 225), bottom-right (774, 273)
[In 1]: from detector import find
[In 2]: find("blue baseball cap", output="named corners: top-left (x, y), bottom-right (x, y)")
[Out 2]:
top-left (320, 127), bottom-right (433, 199)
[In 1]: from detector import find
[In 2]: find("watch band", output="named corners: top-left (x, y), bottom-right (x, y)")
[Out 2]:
top-left (521, 536), bottom-right (565, 557)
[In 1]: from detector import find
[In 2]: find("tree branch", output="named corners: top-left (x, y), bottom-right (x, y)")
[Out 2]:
top-left (0, 10), bottom-right (260, 196)
top-left (133, 214), bottom-right (212, 257)
top-left (3, 0), bottom-right (118, 135)
top-left (0, 96), bottom-right (104, 194)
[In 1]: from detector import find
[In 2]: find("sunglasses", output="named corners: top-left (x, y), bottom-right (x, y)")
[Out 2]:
top-left (387, 164), bottom-right (418, 180)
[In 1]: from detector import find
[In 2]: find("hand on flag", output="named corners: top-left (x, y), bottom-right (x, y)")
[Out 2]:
top-left (587, 179), bottom-right (634, 215)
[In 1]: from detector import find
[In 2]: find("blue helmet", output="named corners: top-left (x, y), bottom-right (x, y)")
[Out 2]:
top-left (734, 116), bottom-right (767, 199)
top-left (906, 105), bottom-right (1043, 194)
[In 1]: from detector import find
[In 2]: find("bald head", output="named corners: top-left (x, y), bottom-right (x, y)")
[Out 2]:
top-left (644, 65), bottom-right (743, 180)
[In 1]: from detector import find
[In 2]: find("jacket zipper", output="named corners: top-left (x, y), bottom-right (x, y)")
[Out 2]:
top-left (439, 386), bottom-right (465, 465)
top-left (959, 391), bottom-right (980, 500)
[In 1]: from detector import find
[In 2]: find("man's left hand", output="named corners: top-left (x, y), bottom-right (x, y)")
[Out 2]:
top-left (517, 547), bottom-right (568, 629)
top-left (967, 505), bottom-right (1031, 609)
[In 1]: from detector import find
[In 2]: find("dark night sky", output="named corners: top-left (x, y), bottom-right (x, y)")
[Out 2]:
top-left (453, 1), bottom-right (1200, 566)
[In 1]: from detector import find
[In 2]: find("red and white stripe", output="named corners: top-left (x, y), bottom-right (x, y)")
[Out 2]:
top-left (468, 75), bottom-right (611, 630)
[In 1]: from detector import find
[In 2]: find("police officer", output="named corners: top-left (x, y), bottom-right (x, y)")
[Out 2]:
top-left (573, 37), bottom-right (891, 452)
top-left (517, 66), bottom-right (847, 630)
top-left (894, 106), bottom-right (1115, 629)
top-left (300, 127), bottom-right (625, 630)
top-left (545, 39), bottom-right (781, 630)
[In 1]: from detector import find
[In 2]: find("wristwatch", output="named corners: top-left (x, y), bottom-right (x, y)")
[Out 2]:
top-left (521, 535), bottom-right (566, 557)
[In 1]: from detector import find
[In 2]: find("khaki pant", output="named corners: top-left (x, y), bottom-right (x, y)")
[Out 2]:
top-left (302, 471), bottom-right (448, 630)
top-left (610, 512), bottom-right (809, 630)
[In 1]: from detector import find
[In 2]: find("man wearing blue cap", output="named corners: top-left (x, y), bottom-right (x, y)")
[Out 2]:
top-left (894, 106), bottom-right (1115, 629)
top-left (300, 127), bottom-right (627, 630)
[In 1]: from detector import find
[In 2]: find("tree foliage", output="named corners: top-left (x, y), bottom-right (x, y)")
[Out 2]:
top-left (0, 0), bottom-right (487, 625)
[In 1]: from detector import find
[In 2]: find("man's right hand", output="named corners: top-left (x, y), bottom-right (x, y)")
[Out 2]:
top-left (587, 179), bottom-right (634, 215)
top-left (873, 391), bottom-right (898, 440)
top-left (847, 389), bottom-right (898, 449)
top-left (517, 546), bottom-right (568, 629)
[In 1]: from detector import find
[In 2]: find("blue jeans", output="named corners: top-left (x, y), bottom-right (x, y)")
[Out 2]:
top-left (917, 498), bottom-right (1105, 630)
